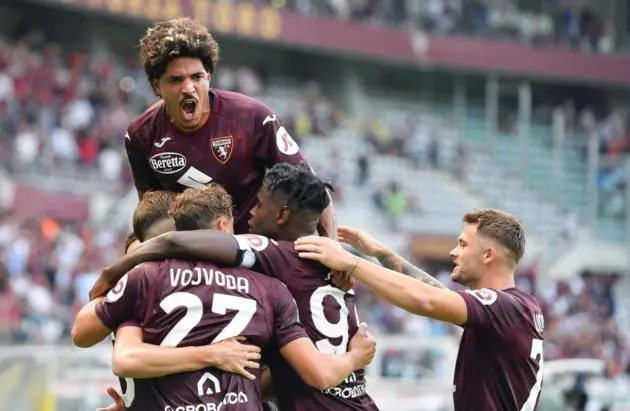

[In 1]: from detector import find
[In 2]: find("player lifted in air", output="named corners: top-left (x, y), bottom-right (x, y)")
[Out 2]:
top-left (72, 184), bottom-right (376, 411)
top-left (125, 17), bottom-right (335, 237)
top-left (91, 164), bottom-right (380, 410)
top-left (295, 210), bottom-right (544, 411)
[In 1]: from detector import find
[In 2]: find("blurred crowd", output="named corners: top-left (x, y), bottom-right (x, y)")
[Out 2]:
top-left (254, 0), bottom-right (617, 53)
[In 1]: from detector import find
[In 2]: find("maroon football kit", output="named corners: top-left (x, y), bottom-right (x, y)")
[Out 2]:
top-left (96, 259), bottom-right (308, 410)
top-left (236, 234), bottom-right (380, 410)
top-left (125, 89), bottom-right (309, 234)
top-left (453, 288), bottom-right (545, 411)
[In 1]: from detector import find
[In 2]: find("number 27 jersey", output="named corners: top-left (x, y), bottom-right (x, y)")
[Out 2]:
top-left (95, 259), bottom-right (308, 411)
top-left (236, 234), bottom-right (380, 411)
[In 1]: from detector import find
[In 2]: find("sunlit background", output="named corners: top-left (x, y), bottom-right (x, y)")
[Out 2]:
top-left (0, 0), bottom-right (629, 410)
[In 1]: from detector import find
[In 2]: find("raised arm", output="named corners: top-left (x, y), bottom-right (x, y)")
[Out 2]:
top-left (90, 230), bottom-right (242, 299)
top-left (338, 225), bottom-right (445, 288)
top-left (112, 326), bottom-right (261, 380)
top-left (317, 193), bottom-right (337, 240)
top-left (295, 236), bottom-right (468, 325)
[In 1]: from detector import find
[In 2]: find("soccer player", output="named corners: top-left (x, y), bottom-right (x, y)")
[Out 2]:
top-left (72, 184), bottom-right (376, 411)
top-left (125, 17), bottom-right (335, 237)
top-left (97, 190), bottom-right (265, 411)
top-left (294, 210), bottom-right (545, 411)
top-left (90, 164), bottom-right (379, 410)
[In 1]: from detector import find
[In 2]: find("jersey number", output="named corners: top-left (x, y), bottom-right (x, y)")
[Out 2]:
top-left (521, 338), bottom-right (544, 411)
top-left (160, 291), bottom-right (257, 346)
top-left (121, 292), bottom-right (256, 407)
top-left (309, 285), bottom-right (359, 355)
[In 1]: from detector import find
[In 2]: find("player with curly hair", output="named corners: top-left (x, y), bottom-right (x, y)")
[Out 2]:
top-left (125, 17), bottom-right (336, 239)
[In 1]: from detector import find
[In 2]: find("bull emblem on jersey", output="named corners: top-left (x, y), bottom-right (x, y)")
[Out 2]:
top-left (211, 136), bottom-right (233, 164)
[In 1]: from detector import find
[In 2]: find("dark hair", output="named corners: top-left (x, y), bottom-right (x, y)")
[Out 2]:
top-left (139, 17), bottom-right (220, 86)
top-left (263, 164), bottom-right (333, 214)
top-left (463, 209), bottom-right (526, 264)
top-left (132, 190), bottom-right (178, 242)
top-left (169, 184), bottom-right (233, 231)
top-left (123, 232), bottom-right (138, 254)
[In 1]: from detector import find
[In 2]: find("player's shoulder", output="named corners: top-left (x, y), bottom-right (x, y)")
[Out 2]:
top-left (464, 287), bottom-right (541, 313)
top-left (126, 99), bottom-right (164, 138)
top-left (237, 233), bottom-right (279, 252)
top-left (463, 287), bottom-right (521, 305)
top-left (213, 89), bottom-right (272, 122)
top-left (133, 260), bottom-right (165, 276)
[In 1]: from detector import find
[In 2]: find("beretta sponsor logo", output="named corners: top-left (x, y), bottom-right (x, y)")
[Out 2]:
top-left (149, 152), bottom-right (187, 174)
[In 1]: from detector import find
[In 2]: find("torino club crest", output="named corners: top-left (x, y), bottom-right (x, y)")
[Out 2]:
top-left (211, 136), bottom-right (233, 164)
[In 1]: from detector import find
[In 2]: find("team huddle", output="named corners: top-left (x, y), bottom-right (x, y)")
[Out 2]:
top-left (71, 17), bottom-right (544, 411)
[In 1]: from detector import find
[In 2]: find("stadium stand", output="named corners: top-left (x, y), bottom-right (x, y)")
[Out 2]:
top-left (0, 0), bottom-right (629, 409)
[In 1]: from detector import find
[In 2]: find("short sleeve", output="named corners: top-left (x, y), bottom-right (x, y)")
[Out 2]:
top-left (234, 234), bottom-right (291, 282)
top-left (271, 280), bottom-right (308, 348)
top-left (459, 288), bottom-right (524, 334)
top-left (252, 107), bottom-right (309, 168)
top-left (95, 266), bottom-right (148, 331)
top-left (124, 129), bottom-right (160, 194)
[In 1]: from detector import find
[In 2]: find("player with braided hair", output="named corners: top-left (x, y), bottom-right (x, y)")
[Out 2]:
top-left (91, 163), bottom-right (379, 411)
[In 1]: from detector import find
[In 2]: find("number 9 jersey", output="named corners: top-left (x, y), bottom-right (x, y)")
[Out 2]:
top-left (236, 234), bottom-right (380, 411)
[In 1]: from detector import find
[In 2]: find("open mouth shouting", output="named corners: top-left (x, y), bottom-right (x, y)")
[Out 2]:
top-left (180, 98), bottom-right (198, 122)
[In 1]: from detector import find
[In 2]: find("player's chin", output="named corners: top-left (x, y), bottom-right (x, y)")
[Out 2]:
top-left (450, 267), bottom-right (462, 283)
top-left (178, 115), bottom-right (201, 129)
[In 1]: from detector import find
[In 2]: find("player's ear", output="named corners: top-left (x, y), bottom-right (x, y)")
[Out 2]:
top-left (216, 216), bottom-right (232, 233)
top-left (482, 245), bottom-right (496, 264)
top-left (152, 79), bottom-right (161, 98)
top-left (276, 205), bottom-right (290, 225)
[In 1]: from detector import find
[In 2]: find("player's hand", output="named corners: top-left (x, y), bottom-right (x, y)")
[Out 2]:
top-left (348, 323), bottom-right (376, 369)
top-left (209, 337), bottom-right (262, 381)
top-left (96, 386), bottom-right (125, 411)
top-left (330, 270), bottom-right (355, 292)
top-left (338, 225), bottom-right (387, 258)
top-left (89, 277), bottom-right (114, 301)
top-left (294, 236), bottom-right (356, 272)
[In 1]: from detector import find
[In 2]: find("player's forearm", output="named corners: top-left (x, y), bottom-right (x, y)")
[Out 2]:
top-left (113, 344), bottom-right (214, 378)
top-left (313, 353), bottom-right (360, 390)
top-left (317, 195), bottom-right (337, 240)
top-left (160, 230), bottom-right (240, 265)
top-left (375, 249), bottom-right (445, 289)
top-left (352, 258), bottom-right (437, 316)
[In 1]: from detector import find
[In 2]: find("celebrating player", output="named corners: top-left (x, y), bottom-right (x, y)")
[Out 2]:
top-left (90, 164), bottom-right (379, 410)
top-left (294, 210), bottom-right (545, 411)
top-left (125, 17), bottom-right (335, 237)
top-left (72, 184), bottom-right (376, 410)
top-left (90, 190), bottom-right (266, 411)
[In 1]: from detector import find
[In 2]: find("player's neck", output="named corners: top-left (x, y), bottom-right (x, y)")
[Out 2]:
top-left (277, 225), bottom-right (317, 242)
top-left (471, 267), bottom-right (515, 290)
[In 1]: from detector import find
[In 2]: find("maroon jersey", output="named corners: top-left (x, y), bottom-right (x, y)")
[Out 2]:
top-left (236, 234), bottom-right (379, 411)
top-left (124, 89), bottom-right (309, 234)
top-left (454, 288), bottom-right (545, 411)
top-left (95, 259), bottom-right (308, 411)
